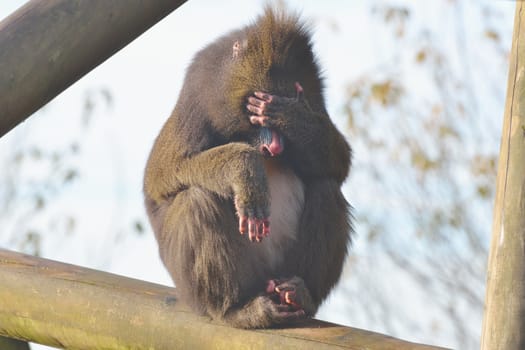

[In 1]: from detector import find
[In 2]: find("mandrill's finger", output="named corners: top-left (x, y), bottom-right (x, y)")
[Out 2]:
top-left (254, 91), bottom-right (273, 102)
top-left (248, 219), bottom-right (256, 242)
top-left (277, 290), bottom-right (301, 309)
top-left (262, 218), bottom-right (270, 236)
top-left (246, 104), bottom-right (264, 115)
top-left (294, 82), bottom-right (304, 100)
top-left (239, 216), bottom-right (248, 234)
top-left (248, 96), bottom-right (266, 108)
top-left (253, 219), bottom-right (263, 242)
top-left (249, 115), bottom-right (269, 126)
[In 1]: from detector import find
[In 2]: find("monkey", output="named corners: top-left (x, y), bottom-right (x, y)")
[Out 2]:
top-left (143, 7), bottom-right (352, 329)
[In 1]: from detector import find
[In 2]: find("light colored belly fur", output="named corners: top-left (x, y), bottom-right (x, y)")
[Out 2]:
top-left (257, 159), bottom-right (304, 269)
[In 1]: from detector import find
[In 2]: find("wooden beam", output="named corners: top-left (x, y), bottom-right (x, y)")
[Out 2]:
top-left (0, 249), bottom-right (448, 349)
top-left (481, 2), bottom-right (525, 350)
top-left (0, 0), bottom-right (186, 137)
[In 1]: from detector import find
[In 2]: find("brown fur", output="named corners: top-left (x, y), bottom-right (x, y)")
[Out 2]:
top-left (144, 8), bottom-right (353, 328)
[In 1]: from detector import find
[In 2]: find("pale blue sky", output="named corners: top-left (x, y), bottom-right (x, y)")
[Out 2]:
top-left (0, 1), bottom-right (516, 349)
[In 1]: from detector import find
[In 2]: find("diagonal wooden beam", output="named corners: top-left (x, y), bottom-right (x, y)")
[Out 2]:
top-left (0, 0), bottom-right (186, 137)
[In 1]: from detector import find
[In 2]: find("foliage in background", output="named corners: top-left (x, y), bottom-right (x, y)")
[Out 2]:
top-left (0, 88), bottom-right (127, 256)
top-left (340, 1), bottom-right (509, 348)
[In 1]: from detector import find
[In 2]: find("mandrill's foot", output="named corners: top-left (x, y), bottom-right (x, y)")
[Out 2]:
top-left (224, 294), bottom-right (306, 329)
top-left (266, 276), bottom-right (315, 316)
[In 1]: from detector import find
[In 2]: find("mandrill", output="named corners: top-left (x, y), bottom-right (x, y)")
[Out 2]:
top-left (144, 7), bottom-right (353, 328)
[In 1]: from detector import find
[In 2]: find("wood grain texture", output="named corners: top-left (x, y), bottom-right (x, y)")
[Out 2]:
top-left (0, 0), bottom-right (186, 137)
top-left (0, 249), bottom-right (448, 349)
top-left (481, 2), bottom-right (525, 350)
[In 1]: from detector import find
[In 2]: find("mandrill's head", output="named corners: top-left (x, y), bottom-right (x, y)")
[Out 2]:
top-left (224, 7), bottom-right (323, 159)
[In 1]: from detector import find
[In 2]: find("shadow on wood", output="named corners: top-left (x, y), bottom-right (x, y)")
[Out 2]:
top-left (0, 249), bottom-right (448, 349)
top-left (0, 336), bottom-right (30, 350)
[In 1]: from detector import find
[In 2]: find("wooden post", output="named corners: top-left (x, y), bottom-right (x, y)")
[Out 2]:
top-left (0, 249), bottom-right (448, 349)
top-left (0, 0), bottom-right (186, 137)
top-left (481, 2), bottom-right (525, 349)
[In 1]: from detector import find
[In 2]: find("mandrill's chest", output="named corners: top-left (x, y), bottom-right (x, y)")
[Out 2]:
top-left (257, 159), bottom-right (305, 268)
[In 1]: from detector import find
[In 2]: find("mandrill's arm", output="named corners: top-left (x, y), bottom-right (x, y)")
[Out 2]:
top-left (247, 83), bottom-right (351, 183)
top-left (144, 137), bottom-right (270, 242)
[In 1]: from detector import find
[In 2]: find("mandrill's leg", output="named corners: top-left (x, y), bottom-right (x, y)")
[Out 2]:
top-left (158, 187), bottom-right (305, 328)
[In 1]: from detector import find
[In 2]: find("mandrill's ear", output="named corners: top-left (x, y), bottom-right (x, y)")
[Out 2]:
top-left (232, 41), bottom-right (241, 59)
top-left (232, 39), bottom-right (248, 59)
